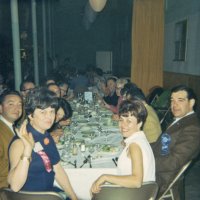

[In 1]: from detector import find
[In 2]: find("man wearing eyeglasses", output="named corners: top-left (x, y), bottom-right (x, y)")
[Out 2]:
top-left (20, 80), bottom-right (35, 100)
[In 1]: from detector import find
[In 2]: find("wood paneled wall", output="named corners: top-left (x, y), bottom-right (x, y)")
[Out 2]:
top-left (131, 0), bottom-right (164, 95)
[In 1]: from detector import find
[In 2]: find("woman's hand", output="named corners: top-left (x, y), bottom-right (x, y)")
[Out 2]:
top-left (112, 114), bottom-right (119, 121)
top-left (65, 119), bottom-right (71, 125)
top-left (17, 120), bottom-right (34, 156)
top-left (91, 175), bottom-right (106, 194)
top-left (50, 128), bottom-right (63, 143)
top-left (60, 118), bottom-right (71, 126)
top-left (100, 100), bottom-right (110, 109)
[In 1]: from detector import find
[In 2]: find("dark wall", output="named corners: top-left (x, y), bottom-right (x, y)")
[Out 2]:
top-left (0, 0), bottom-right (133, 84)
top-left (52, 0), bottom-right (133, 76)
top-left (0, 0), bottom-right (12, 77)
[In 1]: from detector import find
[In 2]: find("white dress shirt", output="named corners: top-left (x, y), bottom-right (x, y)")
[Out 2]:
top-left (0, 115), bottom-right (15, 135)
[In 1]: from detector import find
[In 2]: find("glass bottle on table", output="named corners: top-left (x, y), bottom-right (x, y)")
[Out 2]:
top-left (80, 140), bottom-right (86, 152)
top-left (72, 143), bottom-right (78, 155)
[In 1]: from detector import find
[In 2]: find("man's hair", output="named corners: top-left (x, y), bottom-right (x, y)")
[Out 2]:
top-left (20, 80), bottom-right (35, 91)
top-left (57, 81), bottom-right (69, 88)
top-left (106, 77), bottom-right (117, 83)
top-left (119, 100), bottom-right (147, 125)
top-left (0, 89), bottom-right (22, 104)
top-left (171, 85), bottom-right (197, 100)
top-left (57, 98), bottom-right (73, 121)
top-left (25, 87), bottom-right (58, 115)
top-left (171, 85), bottom-right (197, 110)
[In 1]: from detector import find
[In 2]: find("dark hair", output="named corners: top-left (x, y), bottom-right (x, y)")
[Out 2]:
top-left (95, 68), bottom-right (103, 76)
top-left (119, 100), bottom-right (147, 125)
top-left (57, 98), bottom-right (73, 121)
top-left (25, 87), bottom-right (58, 115)
top-left (20, 80), bottom-right (35, 91)
top-left (57, 81), bottom-right (69, 88)
top-left (0, 89), bottom-right (22, 104)
top-left (120, 82), bottom-right (138, 96)
top-left (106, 77), bottom-right (117, 83)
top-left (171, 85), bottom-right (197, 110)
top-left (171, 85), bottom-right (196, 100)
top-left (121, 82), bottom-right (146, 101)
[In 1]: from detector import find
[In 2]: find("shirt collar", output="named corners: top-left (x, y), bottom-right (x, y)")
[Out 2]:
top-left (174, 111), bottom-right (194, 122)
top-left (27, 123), bottom-right (49, 142)
top-left (0, 115), bottom-right (15, 134)
top-left (124, 131), bottom-right (144, 145)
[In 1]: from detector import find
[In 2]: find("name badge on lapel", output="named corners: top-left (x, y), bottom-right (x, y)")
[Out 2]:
top-left (34, 142), bottom-right (44, 153)
top-left (160, 133), bottom-right (171, 156)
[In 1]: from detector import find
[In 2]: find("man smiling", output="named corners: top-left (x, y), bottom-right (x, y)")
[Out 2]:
top-left (0, 90), bottom-right (22, 188)
top-left (153, 85), bottom-right (200, 200)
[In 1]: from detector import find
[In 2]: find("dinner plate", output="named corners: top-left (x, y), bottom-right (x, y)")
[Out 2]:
top-left (80, 126), bottom-right (91, 131)
top-left (99, 144), bottom-right (119, 154)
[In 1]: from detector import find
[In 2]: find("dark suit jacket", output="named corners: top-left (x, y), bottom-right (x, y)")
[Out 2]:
top-left (152, 113), bottom-right (200, 197)
top-left (0, 120), bottom-right (14, 188)
top-left (103, 91), bottom-right (119, 106)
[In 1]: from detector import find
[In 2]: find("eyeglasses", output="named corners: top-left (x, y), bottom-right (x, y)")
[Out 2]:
top-left (22, 88), bottom-right (35, 92)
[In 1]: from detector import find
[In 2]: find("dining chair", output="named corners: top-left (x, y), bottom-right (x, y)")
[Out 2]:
top-left (92, 181), bottom-right (158, 200)
top-left (158, 160), bottom-right (192, 200)
top-left (151, 89), bottom-right (171, 122)
top-left (0, 188), bottom-right (64, 200)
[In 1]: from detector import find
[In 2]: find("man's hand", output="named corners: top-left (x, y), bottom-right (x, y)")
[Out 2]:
top-left (51, 128), bottom-right (63, 143)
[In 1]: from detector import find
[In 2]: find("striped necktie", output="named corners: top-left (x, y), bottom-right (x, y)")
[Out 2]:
top-left (12, 124), bottom-right (18, 135)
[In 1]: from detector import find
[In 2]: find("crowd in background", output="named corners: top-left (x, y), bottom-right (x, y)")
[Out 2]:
top-left (0, 66), bottom-right (200, 200)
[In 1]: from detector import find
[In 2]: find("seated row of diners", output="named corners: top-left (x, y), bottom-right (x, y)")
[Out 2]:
top-left (0, 69), bottom-right (200, 200)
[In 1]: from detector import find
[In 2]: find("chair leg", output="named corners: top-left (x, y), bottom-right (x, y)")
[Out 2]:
top-left (158, 189), bottom-right (173, 200)
top-left (170, 189), bottom-right (174, 200)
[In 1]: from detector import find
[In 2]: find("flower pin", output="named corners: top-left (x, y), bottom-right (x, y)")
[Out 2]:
top-left (44, 137), bottom-right (50, 145)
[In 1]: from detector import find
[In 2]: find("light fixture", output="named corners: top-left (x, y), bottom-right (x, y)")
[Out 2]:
top-left (89, 0), bottom-right (107, 12)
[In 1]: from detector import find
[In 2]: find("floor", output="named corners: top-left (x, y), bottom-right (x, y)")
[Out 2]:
top-left (185, 156), bottom-right (200, 200)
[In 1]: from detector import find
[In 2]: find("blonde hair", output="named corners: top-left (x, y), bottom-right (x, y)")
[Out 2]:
top-left (116, 78), bottom-right (128, 87)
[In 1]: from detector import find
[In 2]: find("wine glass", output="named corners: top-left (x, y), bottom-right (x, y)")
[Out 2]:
top-left (88, 145), bottom-right (95, 154)
top-left (104, 130), bottom-right (109, 143)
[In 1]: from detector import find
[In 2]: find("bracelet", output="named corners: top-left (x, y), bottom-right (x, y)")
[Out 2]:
top-left (20, 155), bottom-right (32, 163)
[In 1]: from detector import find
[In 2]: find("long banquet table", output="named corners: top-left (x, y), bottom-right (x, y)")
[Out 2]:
top-left (55, 99), bottom-right (123, 200)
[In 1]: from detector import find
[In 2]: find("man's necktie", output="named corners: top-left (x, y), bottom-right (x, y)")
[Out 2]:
top-left (37, 151), bottom-right (52, 172)
top-left (12, 124), bottom-right (18, 135)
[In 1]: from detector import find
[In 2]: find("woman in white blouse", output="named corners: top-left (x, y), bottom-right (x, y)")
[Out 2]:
top-left (91, 100), bottom-right (155, 194)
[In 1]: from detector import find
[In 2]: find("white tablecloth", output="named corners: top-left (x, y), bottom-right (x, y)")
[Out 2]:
top-left (55, 101), bottom-right (121, 199)
top-left (64, 168), bottom-right (117, 200)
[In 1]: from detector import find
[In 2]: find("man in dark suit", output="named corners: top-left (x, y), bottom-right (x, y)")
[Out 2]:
top-left (103, 77), bottom-right (119, 106)
top-left (0, 90), bottom-right (22, 188)
top-left (153, 85), bottom-right (200, 200)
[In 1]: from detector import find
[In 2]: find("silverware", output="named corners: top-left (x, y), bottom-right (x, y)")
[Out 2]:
top-left (88, 155), bottom-right (92, 168)
top-left (80, 157), bottom-right (88, 168)
top-left (67, 160), bottom-right (77, 168)
top-left (112, 157), bottom-right (118, 166)
top-left (112, 158), bottom-right (117, 166)
top-left (74, 160), bottom-right (77, 168)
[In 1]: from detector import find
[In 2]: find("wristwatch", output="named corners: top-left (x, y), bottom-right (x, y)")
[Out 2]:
top-left (20, 155), bottom-right (32, 163)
